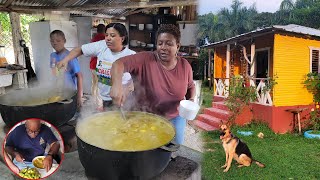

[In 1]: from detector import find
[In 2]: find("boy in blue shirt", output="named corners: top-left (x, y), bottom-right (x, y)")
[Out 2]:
top-left (50, 30), bottom-right (83, 107)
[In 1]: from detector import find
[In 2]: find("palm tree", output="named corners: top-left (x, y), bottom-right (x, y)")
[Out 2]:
top-left (197, 13), bottom-right (216, 42)
top-left (218, 0), bottom-right (257, 38)
top-left (295, 0), bottom-right (318, 9)
top-left (279, 0), bottom-right (295, 21)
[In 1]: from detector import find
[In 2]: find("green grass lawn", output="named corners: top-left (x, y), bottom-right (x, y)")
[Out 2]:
top-left (201, 86), bottom-right (214, 110)
top-left (202, 123), bottom-right (320, 180)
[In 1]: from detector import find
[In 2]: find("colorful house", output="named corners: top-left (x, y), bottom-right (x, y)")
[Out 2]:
top-left (194, 24), bottom-right (320, 133)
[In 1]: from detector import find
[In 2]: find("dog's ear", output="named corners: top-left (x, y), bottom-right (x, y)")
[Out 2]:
top-left (226, 121), bottom-right (232, 128)
top-left (220, 120), bottom-right (224, 126)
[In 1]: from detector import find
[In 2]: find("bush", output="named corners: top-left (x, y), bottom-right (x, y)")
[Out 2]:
top-left (304, 73), bottom-right (320, 132)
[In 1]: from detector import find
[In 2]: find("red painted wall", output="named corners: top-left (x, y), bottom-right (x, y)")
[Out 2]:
top-left (251, 104), bottom-right (313, 133)
top-left (235, 106), bottom-right (253, 125)
top-left (251, 104), bottom-right (273, 127)
top-left (213, 96), bottom-right (314, 133)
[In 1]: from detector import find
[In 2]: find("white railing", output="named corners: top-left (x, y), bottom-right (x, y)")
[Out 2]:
top-left (214, 77), bottom-right (273, 106)
top-left (214, 78), bottom-right (229, 97)
top-left (249, 78), bottom-right (273, 106)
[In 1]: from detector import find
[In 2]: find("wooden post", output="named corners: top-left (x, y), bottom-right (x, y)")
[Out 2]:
top-left (208, 49), bottom-right (211, 90)
top-left (225, 44), bottom-right (230, 96)
top-left (9, 12), bottom-right (28, 89)
top-left (213, 49), bottom-right (216, 93)
top-left (250, 43), bottom-right (255, 77)
top-left (297, 112), bottom-right (302, 135)
top-left (249, 43), bottom-right (255, 87)
top-left (226, 44), bottom-right (230, 79)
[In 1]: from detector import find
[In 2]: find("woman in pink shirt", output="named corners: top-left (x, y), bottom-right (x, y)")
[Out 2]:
top-left (110, 24), bottom-right (196, 144)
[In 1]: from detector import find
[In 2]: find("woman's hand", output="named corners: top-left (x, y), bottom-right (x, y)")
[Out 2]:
top-left (110, 83), bottom-right (124, 107)
top-left (77, 93), bottom-right (83, 107)
top-left (122, 81), bottom-right (134, 101)
top-left (56, 59), bottom-right (68, 70)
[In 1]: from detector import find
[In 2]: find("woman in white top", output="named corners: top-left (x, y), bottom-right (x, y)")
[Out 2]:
top-left (57, 23), bottom-right (135, 110)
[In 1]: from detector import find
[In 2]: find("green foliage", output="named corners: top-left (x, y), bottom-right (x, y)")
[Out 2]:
top-left (0, 12), bottom-right (42, 47)
top-left (198, 0), bottom-right (320, 43)
top-left (196, 48), bottom-right (208, 80)
top-left (225, 76), bottom-right (277, 124)
top-left (309, 108), bottom-right (320, 132)
top-left (0, 13), bottom-right (12, 46)
top-left (304, 72), bottom-right (320, 132)
top-left (262, 75), bottom-right (278, 94)
top-left (197, 13), bottom-right (217, 42)
top-left (225, 76), bottom-right (257, 123)
top-left (20, 14), bottom-right (42, 44)
top-left (197, 0), bottom-right (258, 42)
top-left (304, 72), bottom-right (320, 103)
top-left (201, 86), bottom-right (214, 109)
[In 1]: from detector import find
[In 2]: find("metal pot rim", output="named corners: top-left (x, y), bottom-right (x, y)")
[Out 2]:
top-left (0, 89), bottom-right (76, 107)
top-left (76, 111), bottom-right (176, 152)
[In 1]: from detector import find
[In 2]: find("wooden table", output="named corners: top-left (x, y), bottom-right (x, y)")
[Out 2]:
top-left (0, 68), bottom-right (28, 95)
top-left (286, 107), bottom-right (308, 134)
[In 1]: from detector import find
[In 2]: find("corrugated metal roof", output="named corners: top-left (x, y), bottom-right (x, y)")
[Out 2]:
top-left (204, 24), bottom-right (320, 48)
top-left (0, 0), bottom-right (197, 18)
top-left (273, 24), bottom-right (320, 37)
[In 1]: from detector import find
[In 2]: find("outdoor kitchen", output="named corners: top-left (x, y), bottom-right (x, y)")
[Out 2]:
top-left (0, 0), bottom-right (202, 179)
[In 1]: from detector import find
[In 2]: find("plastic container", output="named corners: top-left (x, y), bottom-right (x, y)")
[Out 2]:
top-left (179, 100), bottom-right (200, 120)
top-left (304, 130), bottom-right (320, 139)
top-left (237, 130), bottom-right (253, 136)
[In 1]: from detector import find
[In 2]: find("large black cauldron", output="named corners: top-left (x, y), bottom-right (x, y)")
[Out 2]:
top-left (0, 87), bottom-right (77, 127)
top-left (76, 111), bottom-right (180, 180)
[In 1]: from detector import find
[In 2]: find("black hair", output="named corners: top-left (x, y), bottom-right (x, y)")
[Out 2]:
top-left (96, 24), bottom-right (105, 33)
top-left (156, 24), bottom-right (181, 43)
top-left (105, 23), bottom-right (128, 45)
top-left (50, 30), bottom-right (66, 40)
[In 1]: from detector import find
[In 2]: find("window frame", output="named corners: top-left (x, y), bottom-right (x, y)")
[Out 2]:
top-left (309, 46), bottom-right (320, 73)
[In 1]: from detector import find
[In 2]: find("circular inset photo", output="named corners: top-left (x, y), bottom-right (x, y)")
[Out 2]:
top-left (2, 118), bottom-right (64, 179)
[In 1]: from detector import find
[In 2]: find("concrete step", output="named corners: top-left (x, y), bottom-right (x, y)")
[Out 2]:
top-left (191, 120), bottom-right (218, 131)
top-left (213, 96), bottom-right (225, 102)
top-left (197, 114), bottom-right (226, 128)
top-left (212, 101), bottom-right (229, 111)
top-left (204, 107), bottom-right (230, 120)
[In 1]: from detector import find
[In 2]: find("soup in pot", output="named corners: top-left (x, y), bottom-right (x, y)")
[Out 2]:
top-left (13, 95), bottom-right (63, 106)
top-left (76, 112), bottom-right (175, 151)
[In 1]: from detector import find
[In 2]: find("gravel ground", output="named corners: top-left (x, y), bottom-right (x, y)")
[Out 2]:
top-left (184, 123), bottom-right (203, 152)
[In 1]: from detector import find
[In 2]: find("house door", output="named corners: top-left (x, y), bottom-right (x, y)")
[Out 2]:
top-left (256, 50), bottom-right (269, 78)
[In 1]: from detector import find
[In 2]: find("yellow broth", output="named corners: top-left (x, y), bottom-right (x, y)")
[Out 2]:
top-left (33, 157), bottom-right (45, 169)
top-left (14, 95), bottom-right (63, 106)
top-left (76, 112), bottom-right (175, 151)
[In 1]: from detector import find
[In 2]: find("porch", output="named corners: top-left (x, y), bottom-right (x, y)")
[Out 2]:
top-left (194, 30), bottom-right (313, 133)
top-left (213, 77), bottom-right (273, 106)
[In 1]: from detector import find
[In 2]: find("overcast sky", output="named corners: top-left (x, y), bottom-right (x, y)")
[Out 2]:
top-left (198, 0), bottom-right (288, 15)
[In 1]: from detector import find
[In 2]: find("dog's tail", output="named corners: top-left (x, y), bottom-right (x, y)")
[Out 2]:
top-left (253, 160), bottom-right (265, 168)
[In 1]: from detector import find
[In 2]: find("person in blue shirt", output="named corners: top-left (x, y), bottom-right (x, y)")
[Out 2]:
top-left (4, 119), bottom-right (60, 173)
top-left (50, 30), bottom-right (83, 107)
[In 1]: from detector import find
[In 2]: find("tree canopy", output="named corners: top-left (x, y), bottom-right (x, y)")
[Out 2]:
top-left (198, 0), bottom-right (320, 44)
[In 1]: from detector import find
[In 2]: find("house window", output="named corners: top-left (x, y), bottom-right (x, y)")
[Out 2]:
top-left (256, 50), bottom-right (269, 78)
top-left (311, 49), bottom-right (320, 73)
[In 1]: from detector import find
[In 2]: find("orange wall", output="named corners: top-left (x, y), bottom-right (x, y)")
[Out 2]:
top-left (273, 33), bottom-right (318, 106)
top-left (213, 34), bottom-right (274, 77)
top-left (214, 47), bottom-right (226, 78)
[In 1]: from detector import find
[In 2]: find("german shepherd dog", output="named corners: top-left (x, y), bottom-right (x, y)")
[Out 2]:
top-left (219, 122), bottom-right (265, 172)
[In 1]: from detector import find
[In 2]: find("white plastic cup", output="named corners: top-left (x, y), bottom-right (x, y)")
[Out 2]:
top-left (179, 100), bottom-right (200, 120)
